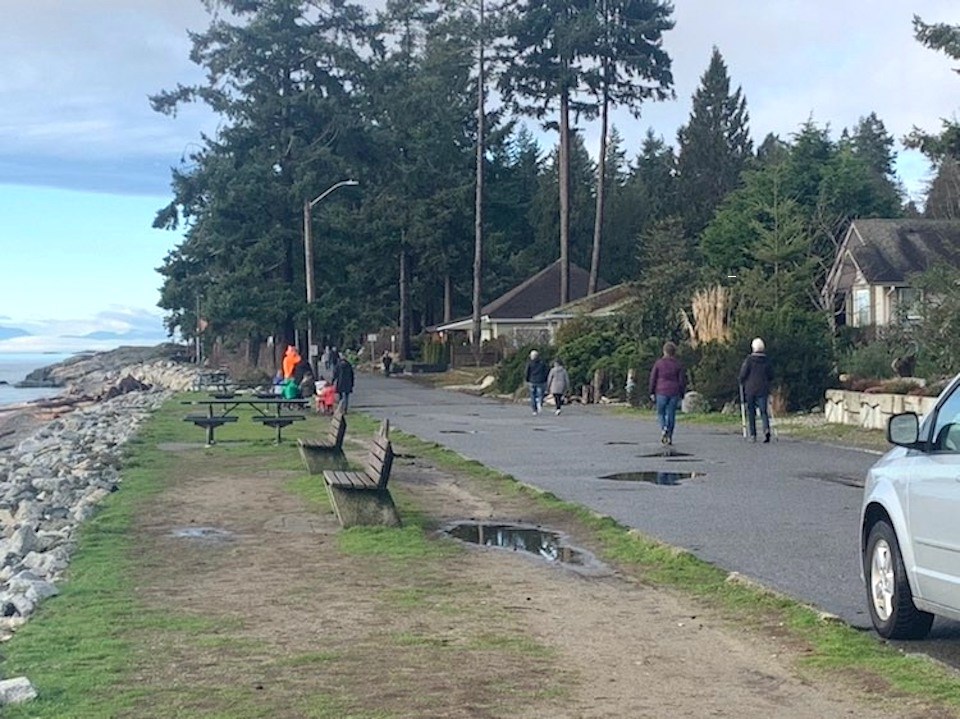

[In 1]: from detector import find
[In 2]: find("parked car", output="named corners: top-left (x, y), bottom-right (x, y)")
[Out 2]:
top-left (860, 373), bottom-right (960, 639)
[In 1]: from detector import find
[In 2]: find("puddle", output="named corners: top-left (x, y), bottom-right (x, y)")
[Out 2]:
top-left (443, 522), bottom-right (594, 567)
top-left (171, 526), bottom-right (234, 541)
top-left (605, 441), bottom-right (637, 445)
top-left (439, 429), bottom-right (476, 435)
top-left (599, 471), bottom-right (703, 485)
top-left (639, 450), bottom-right (692, 457)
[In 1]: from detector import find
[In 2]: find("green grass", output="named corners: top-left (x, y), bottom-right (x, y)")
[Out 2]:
top-left (3, 394), bottom-right (949, 716)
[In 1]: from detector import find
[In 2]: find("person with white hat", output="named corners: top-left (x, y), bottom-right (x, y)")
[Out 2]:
top-left (524, 349), bottom-right (549, 415)
top-left (738, 337), bottom-right (774, 443)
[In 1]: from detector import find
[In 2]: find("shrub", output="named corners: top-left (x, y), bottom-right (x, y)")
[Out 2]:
top-left (839, 341), bottom-right (895, 381)
top-left (686, 341), bottom-right (742, 410)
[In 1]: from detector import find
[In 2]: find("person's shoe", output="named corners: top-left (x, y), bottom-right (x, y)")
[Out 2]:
top-left (666, 435), bottom-right (673, 445)
top-left (532, 410), bottom-right (538, 416)
top-left (763, 432), bottom-right (771, 443)
top-left (555, 408), bottom-right (561, 416)
top-left (660, 429), bottom-right (668, 444)
top-left (750, 435), bottom-right (757, 442)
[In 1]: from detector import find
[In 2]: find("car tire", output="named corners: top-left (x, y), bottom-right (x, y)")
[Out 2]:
top-left (864, 520), bottom-right (934, 640)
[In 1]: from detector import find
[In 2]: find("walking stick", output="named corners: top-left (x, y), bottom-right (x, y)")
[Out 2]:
top-left (767, 396), bottom-right (780, 442)
top-left (739, 384), bottom-right (747, 440)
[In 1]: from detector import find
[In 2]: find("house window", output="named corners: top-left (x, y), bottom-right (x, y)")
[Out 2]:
top-left (853, 288), bottom-right (871, 327)
top-left (896, 287), bottom-right (922, 321)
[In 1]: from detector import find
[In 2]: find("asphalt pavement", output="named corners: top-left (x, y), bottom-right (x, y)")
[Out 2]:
top-left (352, 373), bottom-right (960, 655)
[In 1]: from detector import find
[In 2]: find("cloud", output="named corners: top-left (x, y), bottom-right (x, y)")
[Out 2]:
top-left (0, 306), bottom-right (170, 353)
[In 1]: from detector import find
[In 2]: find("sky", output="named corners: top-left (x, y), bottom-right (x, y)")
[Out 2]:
top-left (0, 0), bottom-right (957, 353)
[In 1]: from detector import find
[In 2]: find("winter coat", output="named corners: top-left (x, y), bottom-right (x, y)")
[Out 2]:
top-left (525, 358), bottom-right (549, 385)
top-left (649, 356), bottom-right (686, 398)
top-left (282, 347), bottom-right (301, 380)
top-left (739, 352), bottom-right (773, 397)
top-left (546, 365), bottom-right (570, 395)
top-left (333, 359), bottom-right (355, 394)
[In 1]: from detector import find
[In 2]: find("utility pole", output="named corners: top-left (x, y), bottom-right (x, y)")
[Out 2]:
top-left (472, 0), bottom-right (485, 360)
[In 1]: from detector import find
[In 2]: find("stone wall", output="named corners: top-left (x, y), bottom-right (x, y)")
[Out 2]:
top-left (824, 389), bottom-right (938, 430)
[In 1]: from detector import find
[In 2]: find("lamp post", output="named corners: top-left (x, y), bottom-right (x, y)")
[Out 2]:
top-left (303, 179), bottom-right (359, 376)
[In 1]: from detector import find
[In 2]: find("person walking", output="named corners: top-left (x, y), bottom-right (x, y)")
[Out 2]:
top-left (332, 353), bottom-right (355, 413)
top-left (381, 350), bottom-right (393, 376)
top-left (739, 337), bottom-right (775, 443)
top-left (648, 341), bottom-right (686, 445)
top-left (524, 350), bottom-right (549, 415)
top-left (546, 358), bottom-right (570, 415)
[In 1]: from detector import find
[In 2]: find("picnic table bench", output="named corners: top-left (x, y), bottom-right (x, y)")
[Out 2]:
top-left (181, 397), bottom-right (309, 445)
top-left (298, 406), bottom-right (348, 473)
top-left (183, 414), bottom-right (240, 446)
top-left (323, 420), bottom-right (400, 528)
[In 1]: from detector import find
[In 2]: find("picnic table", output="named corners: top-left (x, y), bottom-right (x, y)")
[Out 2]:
top-left (182, 397), bottom-right (309, 445)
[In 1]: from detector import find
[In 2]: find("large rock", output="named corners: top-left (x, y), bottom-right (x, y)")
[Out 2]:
top-left (681, 391), bottom-right (711, 414)
top-left (0, 676), bottom-right (37, 705)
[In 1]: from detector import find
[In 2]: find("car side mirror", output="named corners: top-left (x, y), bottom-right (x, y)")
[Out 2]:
top-left (888, 412), bottom-right (920, 447)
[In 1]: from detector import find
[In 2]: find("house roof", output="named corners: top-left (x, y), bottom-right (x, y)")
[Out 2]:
top-left (841, 219), bottom-right (960, 285)
top-left (435, 260), bottom-right (605, 331)
top-left (533, 282), bottom-right (634, 319)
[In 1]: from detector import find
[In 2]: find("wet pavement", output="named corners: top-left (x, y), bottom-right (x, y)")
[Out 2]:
top-left (352, 374), bottom-right (960, 663)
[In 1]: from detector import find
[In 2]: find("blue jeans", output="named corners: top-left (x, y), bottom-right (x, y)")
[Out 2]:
top-left (338, 391), bottom-right (351, 413)
top-left (746, 395), bottom-right (769, 437)
top-left (656, 394), bottom-right (680, 437)
top-left (529, 383), bottom-right (545, 413)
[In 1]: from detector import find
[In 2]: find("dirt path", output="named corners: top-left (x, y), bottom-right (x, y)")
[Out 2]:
top-left (126, 435), bottom-right (948, 718)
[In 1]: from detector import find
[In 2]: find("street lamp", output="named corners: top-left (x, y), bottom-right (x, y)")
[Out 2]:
top-left (303, 180), bottom-right (359, 376)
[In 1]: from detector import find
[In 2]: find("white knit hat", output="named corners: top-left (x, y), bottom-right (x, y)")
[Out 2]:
top-left (751, 337), bottom-right (765, 353)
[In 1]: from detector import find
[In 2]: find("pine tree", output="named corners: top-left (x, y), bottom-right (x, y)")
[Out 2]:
top-left (675, 47), bottom-right (752, 237)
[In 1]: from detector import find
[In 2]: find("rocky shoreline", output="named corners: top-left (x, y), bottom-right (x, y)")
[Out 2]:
top-left (0, 345), bottom-right (203, 706)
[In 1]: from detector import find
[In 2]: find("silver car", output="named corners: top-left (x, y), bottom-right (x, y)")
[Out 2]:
top-left (860, 373), bottom-right (960, 639)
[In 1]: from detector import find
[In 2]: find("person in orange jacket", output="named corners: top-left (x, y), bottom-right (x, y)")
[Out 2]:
top-left (282, 345), bottom-right (301, 380)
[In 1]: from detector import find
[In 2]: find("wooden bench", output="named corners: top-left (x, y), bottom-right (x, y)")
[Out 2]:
top-left (251, 414), bottom-right (305, 444)
top-left (297, 407), bottom-right (348, 474)
top-left (183, 414), bottom-right (239, 446)
top-left (323, 420), bottom-right (400, 528)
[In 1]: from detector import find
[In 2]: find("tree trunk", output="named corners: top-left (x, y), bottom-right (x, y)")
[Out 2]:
top-left (559, 86), bottom-right (571, 305)
top-left (589, 84), bottom-right (610, 295)
top-left (472, 0), bottom-right (485, 355)
top-left (444, 274), bottom-right (453, 324)
top-left (399, 246), bottom-right (410, 361)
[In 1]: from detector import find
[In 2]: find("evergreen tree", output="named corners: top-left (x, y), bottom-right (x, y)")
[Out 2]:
top-left (585, 0), bottom-right (674, 293)
top-left (498, 0), bottom-right (598, 303)
top-left (675, 47), bottom-right (752, 237)
top-left (925, 157), bottom-right (960, 219)
top-left (906, 15), bottom-right (960, 160)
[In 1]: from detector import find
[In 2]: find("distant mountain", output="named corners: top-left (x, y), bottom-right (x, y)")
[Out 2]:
top-left (72, 330), bottom-right (166, 341)
top-left (0, 325), bottom-right (30, 340)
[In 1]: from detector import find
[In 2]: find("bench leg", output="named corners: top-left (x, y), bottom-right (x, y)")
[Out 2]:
top-left (206, 424), bottom-right (216, 446)
top-left (325, 486), bottom-right (401, 528)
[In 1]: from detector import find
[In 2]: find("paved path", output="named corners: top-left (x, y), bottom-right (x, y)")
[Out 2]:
top-left (355, 374), bottom-right (878, 627)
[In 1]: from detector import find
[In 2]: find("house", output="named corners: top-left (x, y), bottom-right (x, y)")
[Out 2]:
top-left (532, 282), bottom-right (636, 339)
top-left (435, 260), bottom-right (607, 345)
top-left (824, 219), bottom-right (960, 328)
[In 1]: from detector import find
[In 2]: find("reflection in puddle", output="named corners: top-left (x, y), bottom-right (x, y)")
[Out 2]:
top-left (599, 471), bottom-right (703, 485)
top-left (444, 522), bottom-right (588, 565)
top-left (171, 527), bottom-right (234, 541)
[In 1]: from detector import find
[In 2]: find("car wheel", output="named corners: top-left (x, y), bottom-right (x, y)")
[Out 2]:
top-left (864, 520), bottom-right (934, 640)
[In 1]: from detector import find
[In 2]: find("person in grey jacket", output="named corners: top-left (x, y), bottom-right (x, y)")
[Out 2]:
top-left (738, 337), bottom-right (774, 442)
top-left (546, 359), bottom-right (570, 415)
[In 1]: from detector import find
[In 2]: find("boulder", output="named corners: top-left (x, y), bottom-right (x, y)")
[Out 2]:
top-left (0, 676), bottom-right (37, 705)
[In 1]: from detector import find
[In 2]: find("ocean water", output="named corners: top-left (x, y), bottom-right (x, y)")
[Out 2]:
top-left (0, 352), bottom-right (74, 409)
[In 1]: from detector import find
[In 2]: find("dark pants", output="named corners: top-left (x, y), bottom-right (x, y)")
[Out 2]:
top-left (746, 394), bottom-right (770, 438)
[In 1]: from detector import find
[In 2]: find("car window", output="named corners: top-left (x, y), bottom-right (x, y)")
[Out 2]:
top-left (931, 386), bottom-right (960, 452)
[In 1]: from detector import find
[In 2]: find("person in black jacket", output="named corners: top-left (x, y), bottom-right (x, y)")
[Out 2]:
top-left (332, 354), bottom-right (355, 413)
top-left (524, 350), bottom-right (549, 415)
top-left (738, 337), bottom-right (774, 443)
